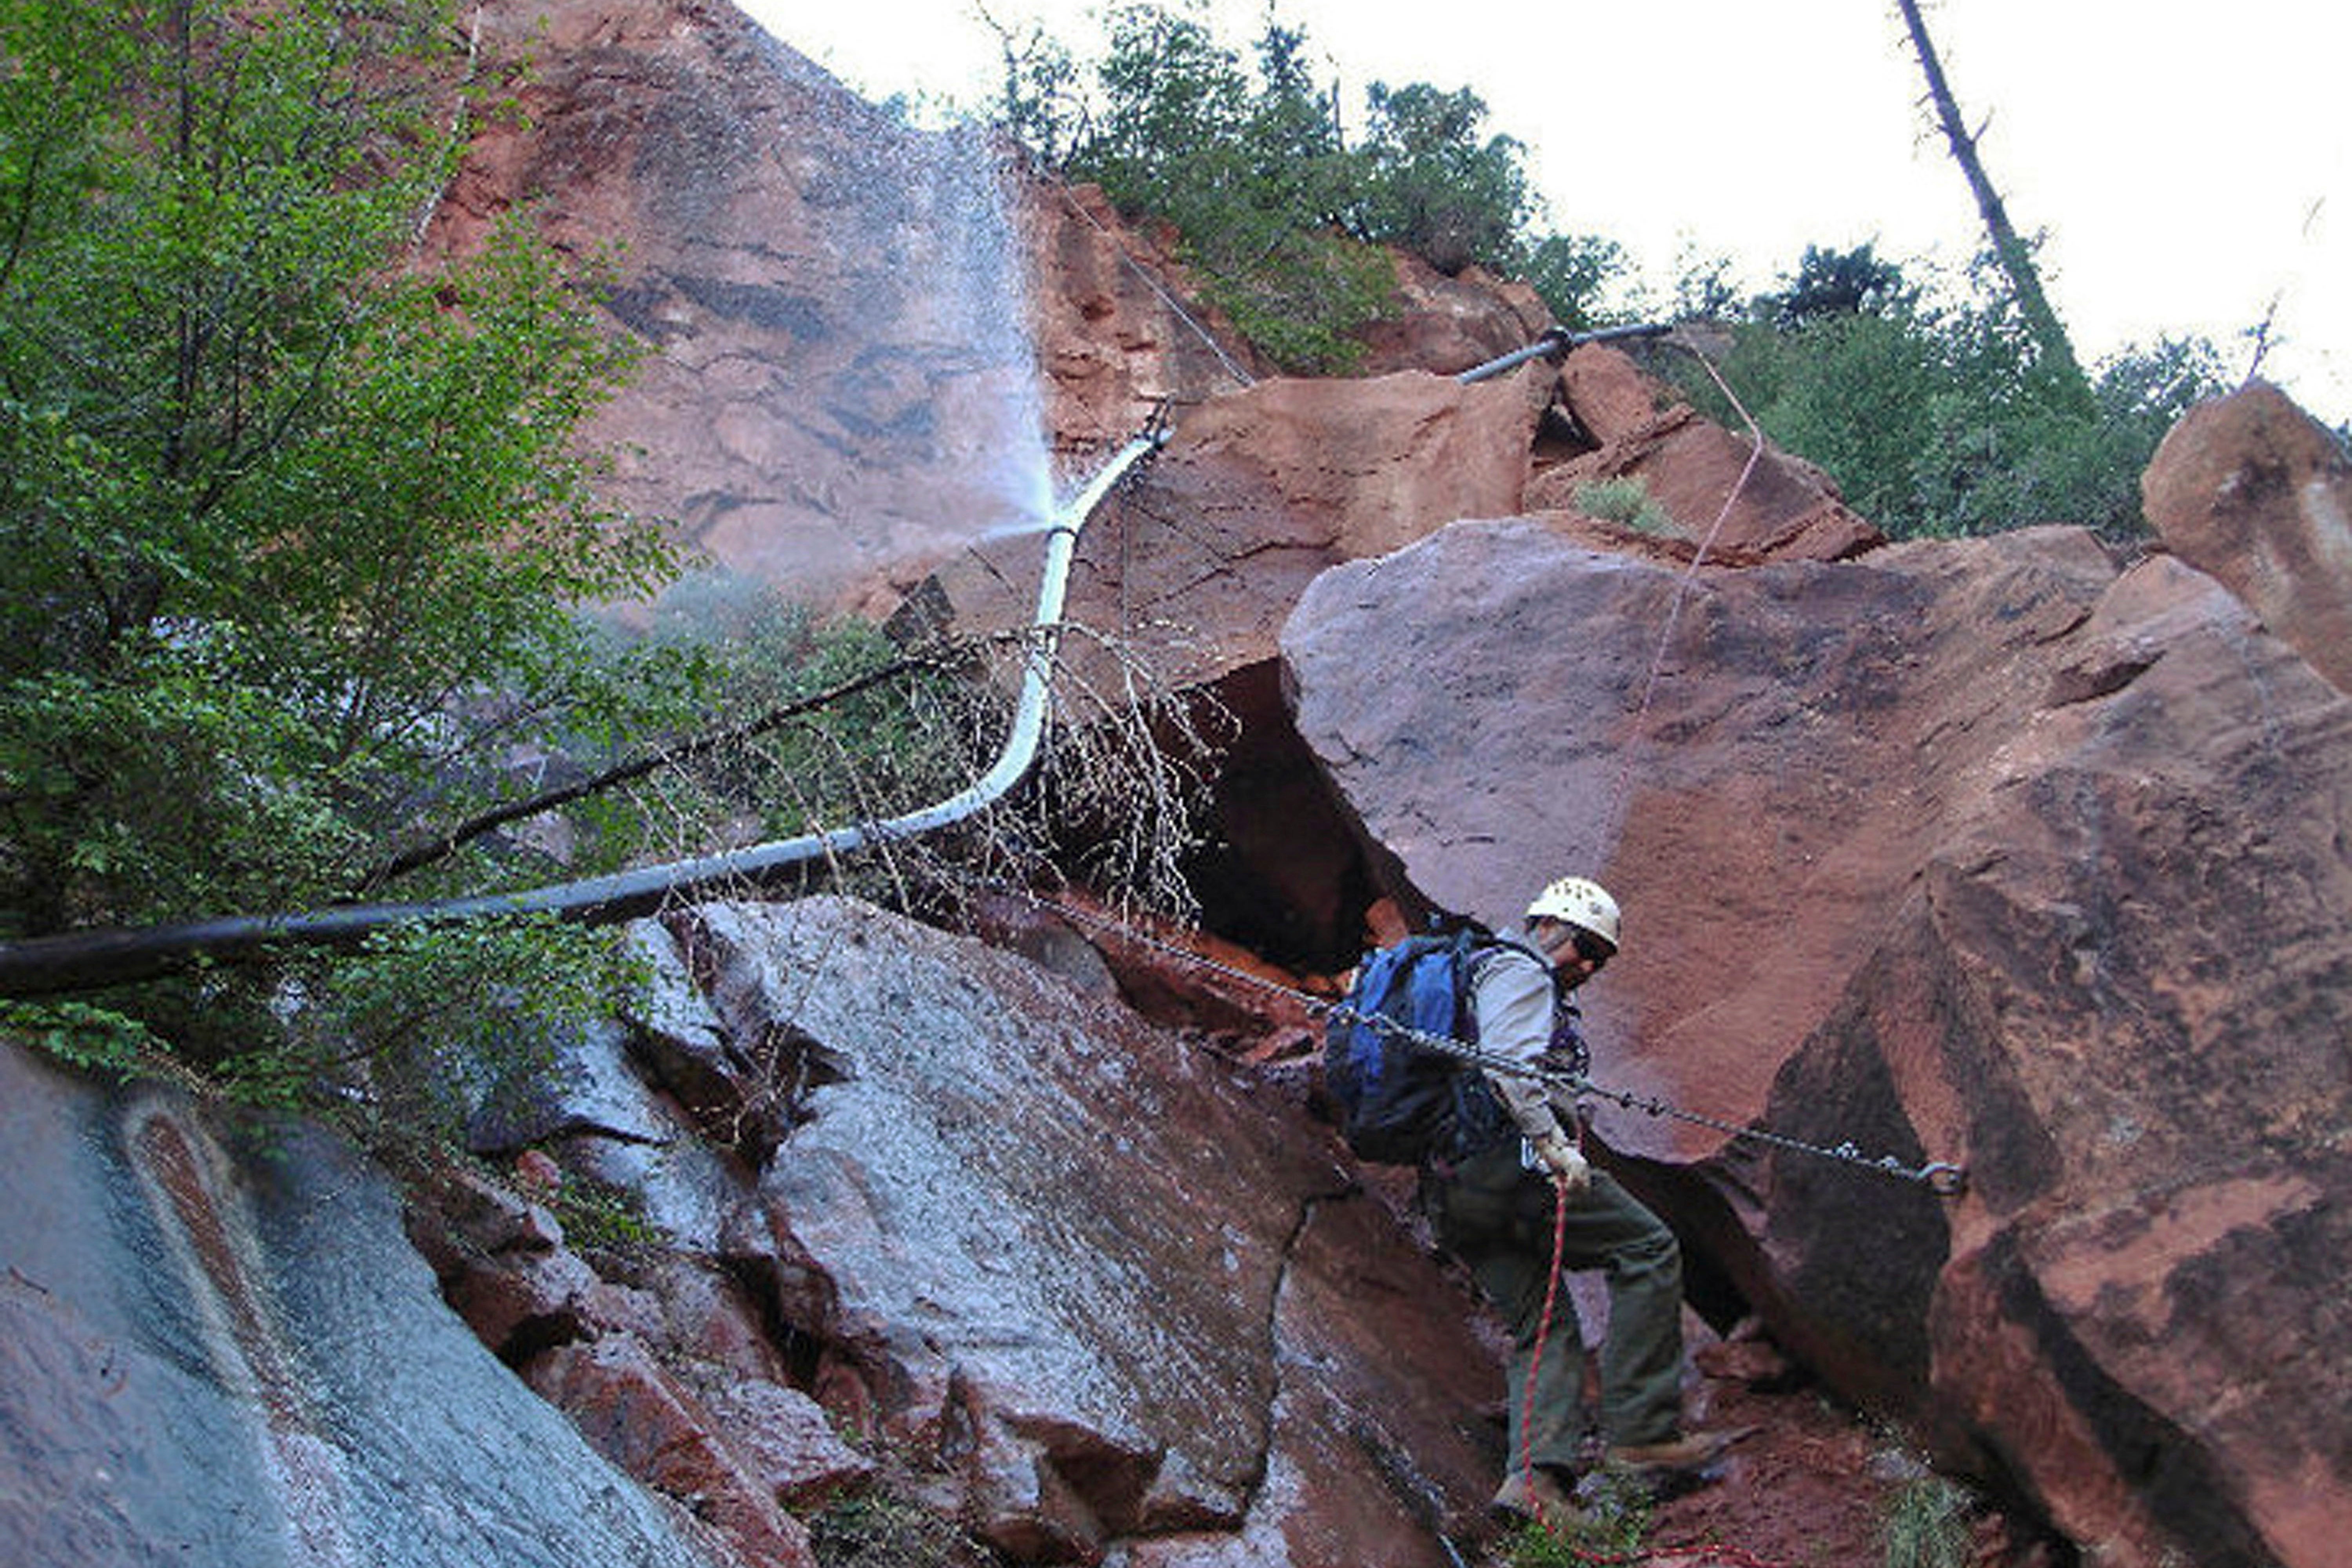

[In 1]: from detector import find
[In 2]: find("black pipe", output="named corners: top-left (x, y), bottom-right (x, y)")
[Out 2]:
top-left (1455, 321), bottom-right (1673, 384)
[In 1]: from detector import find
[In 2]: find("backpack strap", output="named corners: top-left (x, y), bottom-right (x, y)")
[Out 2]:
top-left (1462, 932), bottom-right (1548, 1006)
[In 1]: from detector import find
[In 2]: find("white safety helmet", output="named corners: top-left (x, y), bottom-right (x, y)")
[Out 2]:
top-left (1526, 875), bottom-right (1621, 953)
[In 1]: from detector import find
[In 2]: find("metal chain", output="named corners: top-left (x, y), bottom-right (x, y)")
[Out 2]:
top-left (969, 879), bottom-right (1966, 1197)
top-left (938, 337), bottom-right (1973, 1196)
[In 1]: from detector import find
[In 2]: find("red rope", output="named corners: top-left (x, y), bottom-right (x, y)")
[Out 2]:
top-left (1525, 356), bottom-right (1780, 1554)
top-left (1517, 1169), bottom-right (1797, 1568)
top-left (1519, 1172), bottom-right (1574, 1531)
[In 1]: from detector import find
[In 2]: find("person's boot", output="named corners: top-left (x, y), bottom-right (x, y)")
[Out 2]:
top-left (1604, 1426), bottom-right (1749, 1476)
top-left (1490, 1465), bottom-right (1581, 1524)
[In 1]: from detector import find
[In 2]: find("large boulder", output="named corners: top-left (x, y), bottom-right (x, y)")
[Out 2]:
top-left (1279, 514), bottom-right (2352, 1568)
top-left (2141, 378), bottom-right (2352, 695)
top-left (1348, 254), bottom-right (1555, 379)
top-left (396, 890), bottom-right (1517, 1566)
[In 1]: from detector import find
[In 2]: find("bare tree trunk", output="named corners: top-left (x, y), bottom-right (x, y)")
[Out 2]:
top-left (1895, 0), bottom-right (2089, 396)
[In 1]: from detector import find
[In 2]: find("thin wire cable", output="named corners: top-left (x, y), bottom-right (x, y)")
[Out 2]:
top-left (1056, 184), bottom-right (1257, 390)
top-left (1603, 341), bottom-right (1768, 826)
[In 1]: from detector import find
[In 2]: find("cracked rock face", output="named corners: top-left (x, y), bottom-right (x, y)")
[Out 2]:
top-left (640, 896), bottom-right (1501, 1566)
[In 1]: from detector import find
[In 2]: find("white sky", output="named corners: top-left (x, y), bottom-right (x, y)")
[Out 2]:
top-left (742, 0), bottom-right (2351, 426)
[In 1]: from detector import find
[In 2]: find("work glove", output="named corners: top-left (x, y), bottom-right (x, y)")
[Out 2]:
top-left (1528, 1130), bottom-right (1590, 1196)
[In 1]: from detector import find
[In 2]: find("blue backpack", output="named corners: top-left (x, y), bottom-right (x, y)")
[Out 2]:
top-left (1323, 924), bottom-right (1526, 1166)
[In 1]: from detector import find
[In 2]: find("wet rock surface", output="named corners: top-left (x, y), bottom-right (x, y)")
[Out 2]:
top-left (427, 0), bottom-right (1065, 616)
top-left (18, 1), bottom-right (2352, 1564)
top-left (655, 895), bottom-right (1504, 1564)
top-left (0, 1042), bottom-right (728, 1568)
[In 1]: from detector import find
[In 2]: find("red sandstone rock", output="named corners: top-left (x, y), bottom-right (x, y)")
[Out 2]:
top-left (528, 1336), bottom-right (818, 1568)
top-left (2140, 378), bottom-right (2352, 694)
top-left (659, 896), bottom-right (1499, 1566)
top-left (1349, 253), bottom-right (1555, 378)
top-left (1528, 346), bottom-right (1884, 561)
top-left (1015, 179), bottom-right (1269, 454)
top-left (1281, 512), bottom-right (2352, 1568)
top-left (698, 1377), bottom-right (875, 1506)
top-left (903, 369), bottom-right (1543, 703)
top-left (404, 1164), bottom-right (601, 1357)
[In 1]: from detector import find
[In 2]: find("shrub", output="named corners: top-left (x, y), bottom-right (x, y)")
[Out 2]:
top-left (1880, 1470), bottom-right (1975, 1568)
top-left (1669, 247), bottom-right (2225, 541)
top-left (1574, 477), bottom-right (1679, 536)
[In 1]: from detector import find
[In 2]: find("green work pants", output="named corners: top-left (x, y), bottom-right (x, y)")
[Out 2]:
top-left (1426, 1138), bottom-right (1685, 1471)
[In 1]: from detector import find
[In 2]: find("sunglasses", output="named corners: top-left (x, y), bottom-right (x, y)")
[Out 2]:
top-left (1560, 925), bottom-right (1613, 969)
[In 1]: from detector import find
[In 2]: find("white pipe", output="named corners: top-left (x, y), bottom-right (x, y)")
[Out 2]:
top-left (599, 427), bottom-right (1157, 873)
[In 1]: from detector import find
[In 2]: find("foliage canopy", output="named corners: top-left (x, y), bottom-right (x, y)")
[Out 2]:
top-left (0, 0), bottom-right (724, 1113)
top-left (994, 4), bottom-right (2224, 539)
top-left (991, 0), bottom-right (1618, 369)
top-left (0, 0), bottom-right (682, 944)
top-left (1682, 243), bottom-right (2224, 539)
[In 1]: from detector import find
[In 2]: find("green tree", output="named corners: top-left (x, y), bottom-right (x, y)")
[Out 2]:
top-left (0, 0), bottom-right (682, 1082)
top-left (0, 0), bottom-right (675, 933)
top-left (1685, 246), bottom-right (2221, 541)
top-left (986, 9), bottom-right (1084, 167)
top-left (1759, 243), bottom-right (1915, 328)
top-left (1350, 81), bottom-right (1531, 276)
top-left (999, 2), bottom-right (1606, 373)
top-left (1082, 2), bottom-right (1251, 210)
top-left (1060, 2), bottom-right (1390, 372)
top-left (1522, 231), bottom-right (1627, 332)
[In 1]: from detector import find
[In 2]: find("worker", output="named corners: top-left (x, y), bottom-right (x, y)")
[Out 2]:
top-left (1425, 875), bottom-right (1733, 1520)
